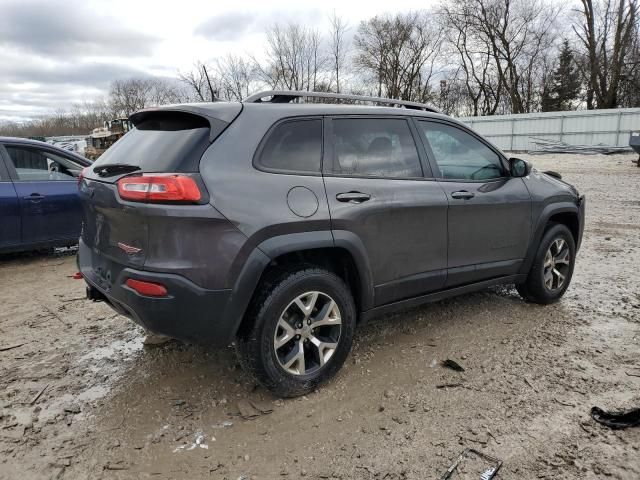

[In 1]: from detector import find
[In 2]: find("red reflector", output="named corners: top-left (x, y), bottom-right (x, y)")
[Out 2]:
top-left (72, 271), bottom-right (83, 279)
top-left (125, 278), bottom-right (168, 297)
top-left (117, 174), bottom-right (201, 203)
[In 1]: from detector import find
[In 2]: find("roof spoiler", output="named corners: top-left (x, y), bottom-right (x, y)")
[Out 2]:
top-left (129, 103), bottom-right (242, 142)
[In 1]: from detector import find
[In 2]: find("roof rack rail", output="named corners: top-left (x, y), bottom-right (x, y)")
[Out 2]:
top-left (243, 90), bottom-right (441, 113)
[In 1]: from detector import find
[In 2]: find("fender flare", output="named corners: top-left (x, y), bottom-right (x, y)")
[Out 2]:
top-left (222, 230), bottom-right (375, 341)
top-left (330, 230), bottom-right (375, 311)
top-left (520, 201), bottom-right (580, 274)
top-left (256, 230), bottom-right (374, 312)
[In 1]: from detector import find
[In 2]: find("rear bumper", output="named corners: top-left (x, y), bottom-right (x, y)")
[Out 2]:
top-left (78, 240), bottom-right (235, 346)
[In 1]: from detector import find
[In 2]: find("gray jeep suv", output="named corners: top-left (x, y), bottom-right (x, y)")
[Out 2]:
top-left (78, 91), bottom-right (585, 397)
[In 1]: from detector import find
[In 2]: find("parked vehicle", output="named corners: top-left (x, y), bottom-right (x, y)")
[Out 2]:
top-left (85, 119), bottom-right (132, 160)
top-left (0, 137), bottom-right (91, 253)
top-left (78, 91), bottom-right (585, 397)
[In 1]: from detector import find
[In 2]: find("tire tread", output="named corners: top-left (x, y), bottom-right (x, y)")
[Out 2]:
top-left (236, 266), bottom-right (355, 397)
top-left (517, 223), bottom-right (575, 304)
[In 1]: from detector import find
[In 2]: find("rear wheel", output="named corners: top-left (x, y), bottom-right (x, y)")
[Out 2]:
top-left (236, 267), bottom-right (356, 397)
top-left (517, 223), bottom-right (576, 304)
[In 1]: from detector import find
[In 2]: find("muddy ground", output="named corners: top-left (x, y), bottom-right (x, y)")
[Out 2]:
top-left (1, 153), bottom-right (639, 480)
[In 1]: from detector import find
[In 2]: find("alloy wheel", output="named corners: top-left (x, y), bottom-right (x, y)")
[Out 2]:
top-left (273, 291), bottom-right (342, 375)
top-left (543, 238), bottom-right (571, 291)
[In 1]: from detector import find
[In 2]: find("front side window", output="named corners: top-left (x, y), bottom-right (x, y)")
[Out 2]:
top-left (257, 119), bottom-right (322, 173)
top-left (417, 121), bottom-right (505, 181)
top-left (330, 118), bottom-right (423, 178)
top-left (6, 147), bottom-right (81, 181)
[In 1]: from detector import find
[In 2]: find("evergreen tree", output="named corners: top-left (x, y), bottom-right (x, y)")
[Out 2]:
top-left (541, 40), bottom-right (582, 111)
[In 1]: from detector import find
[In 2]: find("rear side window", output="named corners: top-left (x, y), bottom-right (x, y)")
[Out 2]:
top-left (330, 118), bottom-right (423, 178)
top-left (256, 119), bottom-right (322, 174)
top-left (6, 146), bottom-right (82, 181)
top-left (92, 112), bottom-right (211, 173)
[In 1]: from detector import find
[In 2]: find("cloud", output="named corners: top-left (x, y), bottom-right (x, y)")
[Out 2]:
top-left (0, 46), bottom-right (152, 121)
top-left (1, 60), bottom-right (148, 88)
top-left (195, 9), bottom-right (325, 41)
top-left (0, 87), bottom-right (103, 122)
top-left (195, 12), bottom-right (256, 41)
top-left (0, 2), bottom-right (323, 121)
top-left (0, 0), bottom-right (160, 57)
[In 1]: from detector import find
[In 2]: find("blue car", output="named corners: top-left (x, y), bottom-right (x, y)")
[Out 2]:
top-left (0, 137), bottom-right (92, 253)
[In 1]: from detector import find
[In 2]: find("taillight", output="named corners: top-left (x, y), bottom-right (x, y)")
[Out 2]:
top-left (117, 174), bottom-right (201, 203)
top-left (125, 278), bottom-right (168, 297)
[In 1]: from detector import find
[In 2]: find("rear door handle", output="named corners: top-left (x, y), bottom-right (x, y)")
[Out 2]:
top-left (24, 194), bottom-right (45, 202)
top-left (451, 191), bottom-right (475, 200)
top-left (336, 192), bottom-right (371, 203)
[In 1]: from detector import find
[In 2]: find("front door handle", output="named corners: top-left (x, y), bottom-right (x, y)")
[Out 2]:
top-left (24, 194), bottom-right (45, 202)
top-left (451, 191), bottom-right (475, 200)
top-left (336, 192), bottom-right (371, 203)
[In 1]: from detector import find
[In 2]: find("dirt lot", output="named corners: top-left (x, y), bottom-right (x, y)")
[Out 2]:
top-left (1, 153), bottom-right (639, 480)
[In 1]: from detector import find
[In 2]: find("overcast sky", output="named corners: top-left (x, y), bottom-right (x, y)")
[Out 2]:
top-left (0, 0), bottom-right (434, 122)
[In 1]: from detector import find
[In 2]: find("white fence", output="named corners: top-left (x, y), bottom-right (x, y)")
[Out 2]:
top-left (459, 108), bottom-right (640, 152)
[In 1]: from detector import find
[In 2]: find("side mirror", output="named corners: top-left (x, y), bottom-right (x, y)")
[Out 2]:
top-left (509, 157), bottom-right (531, 177)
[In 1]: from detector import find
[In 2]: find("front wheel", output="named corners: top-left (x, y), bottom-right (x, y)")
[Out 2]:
top-left (517, 223), bottom-right (576, 304)
top-left (236, 267), bottom-right (356, 397)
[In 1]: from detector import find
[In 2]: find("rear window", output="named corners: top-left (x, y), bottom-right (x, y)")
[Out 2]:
top-left (92, 112), bottom-right (211, 173)
top-left (255, 119), bottom-right (322, 174)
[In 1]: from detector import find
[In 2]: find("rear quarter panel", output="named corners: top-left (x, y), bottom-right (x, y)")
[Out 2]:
top-left (199, 107), bottom-right (332, 262)
top-left (143, 203), bottom-right (249, 290)
top-left (79, 178), bottom-right (245, 290)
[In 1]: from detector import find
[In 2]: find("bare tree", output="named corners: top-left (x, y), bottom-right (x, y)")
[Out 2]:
top-left (109, 78), bottom-right (152, 117)
top-left (328, 11), bottom-right (350, 93)
top-left (573, 0), bottom-right (638, 109)
top-left (179, 62), bottom-right (220, 102)
top-left (440, 0), bottom-right (560, 114)
top-left (436, 73), bottom-right (476, 115)
top-left (616, 19), bottom-right (640, 107)
top-left (354, 12), bottom-right (444, 103)
top-left (69, 99), bottom-right (112, 131)
top-left (11, 4), bottom-right (640, 136)
top-left (149, 80), bottom-right (186, 106)
top-left (440, 6), bottom-right (502, 115)
top-left (0, 98), bottom-right (114, 137)
top-left (255, 23), bottom-right (327, 91)
top-left (216, 55), bottom-right (255, 101)
top-left (109, 77), bottom-right (184, 117)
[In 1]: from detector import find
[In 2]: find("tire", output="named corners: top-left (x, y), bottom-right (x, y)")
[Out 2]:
top-left (517, 223), bottom-right (576, 304)
top-left (236, 267), bottom-right (356, 397)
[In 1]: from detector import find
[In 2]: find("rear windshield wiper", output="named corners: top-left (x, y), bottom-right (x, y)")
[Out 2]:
top-left (93, 164), bottom-right (141, 178)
